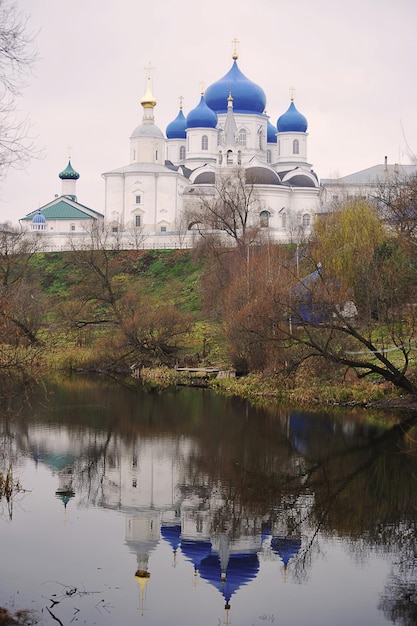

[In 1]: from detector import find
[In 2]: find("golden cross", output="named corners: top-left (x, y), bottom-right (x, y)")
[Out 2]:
top-left (200, 80), bottom-right (205, 95)
top-left (231, 37), bottom-right (239, 59)
top-left (67, 145), bottom-right (72, 159)
top-left (179, 95), bottom-right (184, 109)
top-left (144, 62), bottom-right (155, 80)
top-left (290, 86), bottom-right (296, 101)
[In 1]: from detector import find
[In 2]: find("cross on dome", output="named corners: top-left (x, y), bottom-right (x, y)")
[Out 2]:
top-left (231, 37), bottom-right (239, 60)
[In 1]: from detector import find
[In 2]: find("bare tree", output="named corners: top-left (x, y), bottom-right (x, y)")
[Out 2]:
top-left (185, 167), bottom-right (263, 251)
top-left (0, 0), bottom-right (38, 180)
top-left (373, 171), bottom-right (417, 244)
top-left (0, 223), bottom-right (45, 346)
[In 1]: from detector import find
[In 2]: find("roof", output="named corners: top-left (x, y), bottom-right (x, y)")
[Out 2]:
top-left (321, 163), bottom-right (417, 186)
top-left (21, 197), bottom-right (103, 222)
top-left (103, 162), bottom-right (185, 176)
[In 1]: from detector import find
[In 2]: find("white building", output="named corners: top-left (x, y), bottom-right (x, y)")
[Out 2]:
top-left (320, 159), bottom-right (417, 209)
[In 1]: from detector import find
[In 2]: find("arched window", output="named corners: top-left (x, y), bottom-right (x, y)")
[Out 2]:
top-left (260, 210), bottom-right (270, 227)
top-left (258, 128), bottom-right (263, 149)
top-left (237, 150), bottom-right (242, 165)
top-left (238, 129), bottom-right (246, 147)
top-left (202, 135), bottom-right (208, 150)
top-left (302, 213), bottom-right (311, 227)
top-left (266, 149), bottom-right (272, 164)
top-left (227, 150), bottom-right (233, 165)
top-left (293, 139), bottom-right (299, 155)
top-left (218, 151), bottom-right (223, 165)
top-left (179, 145), bottom-right (186, 160)
top-left (282, 212), bottom-right (287, 229)
top-left (135, 215), bottom-right (141, 228)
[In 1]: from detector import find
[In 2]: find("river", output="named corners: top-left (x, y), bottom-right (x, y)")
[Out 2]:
top-left (0, 373), bottom-right (416, 625)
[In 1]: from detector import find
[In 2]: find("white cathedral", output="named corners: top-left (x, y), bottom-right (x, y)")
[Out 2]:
top-left (101, 48), bottom-right (320, 243)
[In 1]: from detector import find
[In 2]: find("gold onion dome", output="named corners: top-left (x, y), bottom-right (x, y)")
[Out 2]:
top-left (141, 77), bottom-right (157, 109)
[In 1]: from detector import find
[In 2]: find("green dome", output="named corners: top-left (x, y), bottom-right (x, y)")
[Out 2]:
top-left (59, 160), bottom-right (80, 180)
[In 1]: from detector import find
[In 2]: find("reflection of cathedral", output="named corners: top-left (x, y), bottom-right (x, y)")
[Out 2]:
top-left (24, 420), bottom-right (313, 617)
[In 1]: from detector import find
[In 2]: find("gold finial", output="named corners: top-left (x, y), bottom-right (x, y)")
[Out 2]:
top-left (290, 86), bottom-right (296, 101)
top-left (231, 37), bottom-right (239, 60)
top-left (67, 145), bottom-right (72, 160)
top-left (179, 95), bottom-right (184, 110)
top-left (231, 38), bottom-right (239, 60)
top-left (200, 80), bottom-right (205, 95)
top-left (141, 62), bottom-right (157, 108)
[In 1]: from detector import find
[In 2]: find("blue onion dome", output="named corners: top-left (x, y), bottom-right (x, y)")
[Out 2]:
top-left (166, 107), bottom-right (187, 139)
top-left (277, 101), bottom-right (308, 133)
top-left (32, 208), bottom-right (46, 224)
top-left (267, 118), bottom-right (277, 143)
top-left (186, 94), bottom-right (217, 129)
top-left (205, 57), bottom-right (266, 114)
top-left (59, 160), bottom-right (80, 180)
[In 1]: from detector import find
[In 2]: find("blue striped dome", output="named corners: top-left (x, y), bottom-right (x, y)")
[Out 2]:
top-left (277, 101), bottom-right (308, 133)
top-left (186, 95), bottom-right (217, 129)
top-left (166, 108), bottom-right (187, 139)
top-left (205, 60), bottom-right (266, 114)
top-left (32, 209), bottom-right (46, 224)
top-left (267, 119), bottom-right (277, 143)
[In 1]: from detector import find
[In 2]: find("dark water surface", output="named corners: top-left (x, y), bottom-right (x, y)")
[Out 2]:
top-left (0, 374), bottom-right (416, 626)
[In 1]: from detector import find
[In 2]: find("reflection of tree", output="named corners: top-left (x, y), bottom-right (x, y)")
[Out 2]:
top-left (380, 565), bottom-right (417, 626)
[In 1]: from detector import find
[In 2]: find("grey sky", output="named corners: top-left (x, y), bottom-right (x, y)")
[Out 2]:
top-left (2, 0), bottom-right (417, 224)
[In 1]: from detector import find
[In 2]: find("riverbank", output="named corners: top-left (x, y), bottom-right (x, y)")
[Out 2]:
top-left (138, 366), bottom-right (417, 412)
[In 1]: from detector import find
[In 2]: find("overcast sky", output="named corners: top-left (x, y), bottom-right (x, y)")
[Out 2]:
top-left (1, 0), bottom-right (417, 225)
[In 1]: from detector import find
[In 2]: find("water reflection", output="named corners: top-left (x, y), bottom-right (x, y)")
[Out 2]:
top-left (0, 373), bottom-right (416, 625)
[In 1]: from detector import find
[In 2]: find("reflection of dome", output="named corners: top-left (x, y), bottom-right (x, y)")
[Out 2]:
top-left (271, 536), bottom-right (302, 567)
top-left (161, 523), bottom-right (181, 553)
top-left (186, 95), bottom-right (217, 129)
top-left (199, 553), bottom-right (260, 605)
top-left (277, 101), bottom-right (308, 133)
top-left (166, 108), bottom-right (187, 139)
top-left (205, 59), bottom-right (266, 114)
top-left (181, 539), bottom-right (212, 572)
top-left (245, 167), bottom-right (281, 185)
top-left (55, 489), bottom-right (75, 509)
